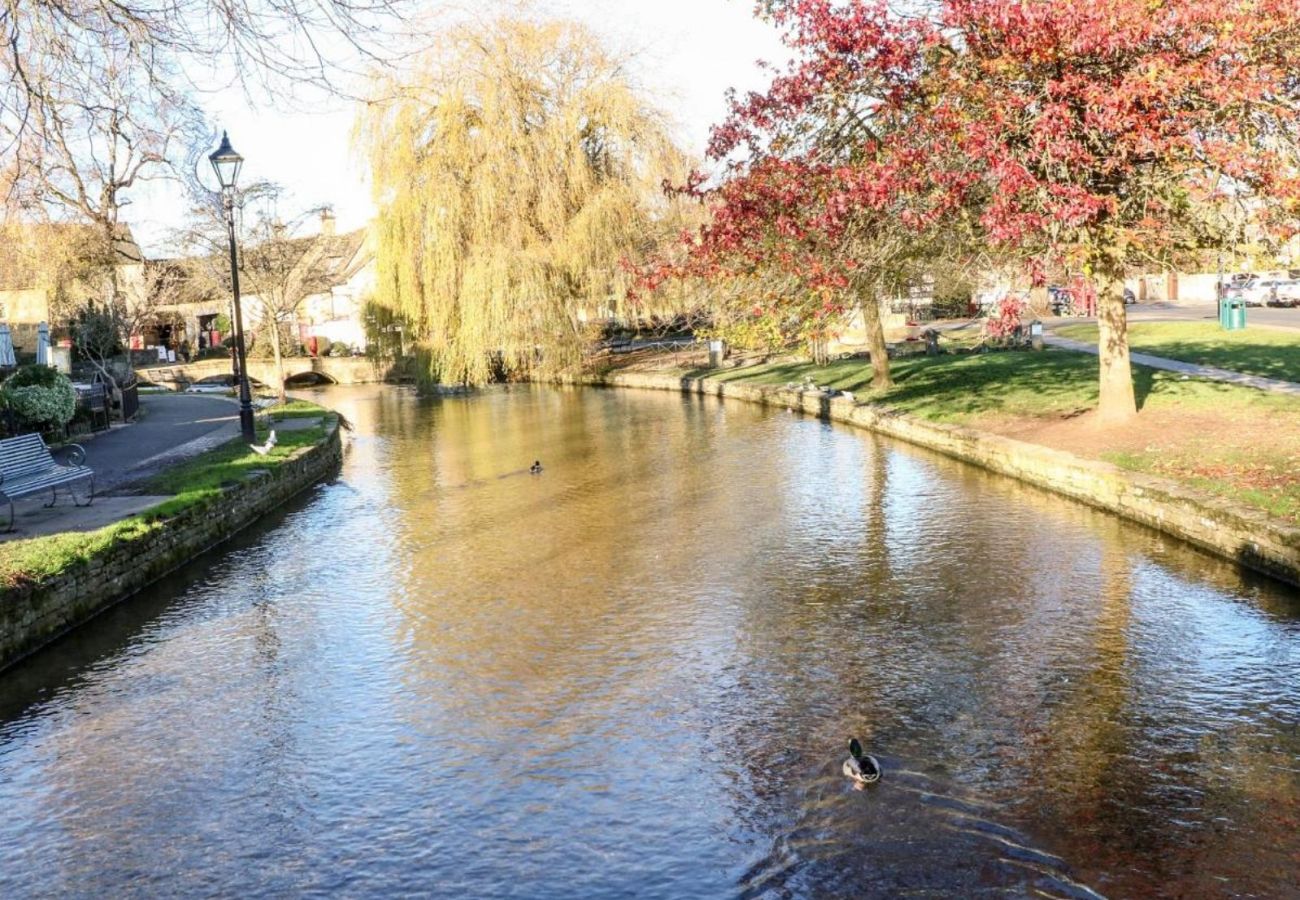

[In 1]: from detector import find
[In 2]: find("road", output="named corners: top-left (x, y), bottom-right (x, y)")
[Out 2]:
top-left (1115, 301), bottom-right (1300, 331)
top-left (930, 301), bottom-right (1300, 334)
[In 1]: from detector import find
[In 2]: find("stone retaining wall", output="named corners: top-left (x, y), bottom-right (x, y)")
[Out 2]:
top-left (578, 370), bottom-right (1300, 587)
top-left (0, 421), bottom-right (343, 672)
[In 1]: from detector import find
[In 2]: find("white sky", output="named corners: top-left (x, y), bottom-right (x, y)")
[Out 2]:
top-left (129, 0), bottom-right (786, 255)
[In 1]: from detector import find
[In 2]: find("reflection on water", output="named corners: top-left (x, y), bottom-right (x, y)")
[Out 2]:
top-left (0, 385), bottom-right (1296, 898)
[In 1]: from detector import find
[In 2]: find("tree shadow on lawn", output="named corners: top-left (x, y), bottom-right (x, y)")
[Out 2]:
top-left (689, 349), bottom-right (1253, 420)
top-left (1136, 338), bottom-right (1300, 383)
top-left (688, 351), bottom-right (1101, 418)
top-left (884, 351), bottom-right (1109, 419)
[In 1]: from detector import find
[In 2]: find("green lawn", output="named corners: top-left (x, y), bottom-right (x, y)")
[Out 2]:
top-left (1056, 322), bottom-right (1300, 383)
top-left (694, 346), bottom-right (1296, 424)
top-left (139, 416), bottom-right (330, 511)
top-left (1107, 447), bottom-right (1300, 523)
top-left (1, 401), bottom-right (334, 588)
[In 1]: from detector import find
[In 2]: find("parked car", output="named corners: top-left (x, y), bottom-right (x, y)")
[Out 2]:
top-left (1265, 280), bottom-right (1300, 308)
top-left (1046, 285), bottom-right (1132, 315)
top-left (1227, 278), bottom-right (1284, 307)
top-left (1048, 286), bottom-right (1075, 315)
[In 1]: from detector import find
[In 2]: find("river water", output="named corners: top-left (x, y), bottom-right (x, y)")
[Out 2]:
top-left (0, 385), bottom-right (1297, 898)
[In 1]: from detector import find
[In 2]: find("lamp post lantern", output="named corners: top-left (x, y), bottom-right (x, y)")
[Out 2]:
top-left (209, 132), bottom-right (256, 441)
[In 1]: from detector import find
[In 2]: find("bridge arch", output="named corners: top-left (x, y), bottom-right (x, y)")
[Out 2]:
top-left (137, 355), bottom-right (379, 389)
top-left (284, 370), bottom-right (340, 387)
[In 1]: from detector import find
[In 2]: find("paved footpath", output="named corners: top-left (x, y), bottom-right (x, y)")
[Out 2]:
top-left (83, 393), bottom-right (241, 492)
top-left (3, 393), bottom-right (243, 542)
top-left (1044, 333), bottom-right (1300, 397)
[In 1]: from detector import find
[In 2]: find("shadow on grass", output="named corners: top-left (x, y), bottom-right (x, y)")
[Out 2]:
top-left (684, 343), bottom-right (1300, 423)
top-left (1058, 323), bottom-right (1300, 384)
top-left (1140, 338), bottom-right (1300, 382)
top-left (689, 350), bottom-right (1106, 421)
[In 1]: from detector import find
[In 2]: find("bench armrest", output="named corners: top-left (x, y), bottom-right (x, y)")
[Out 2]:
top-left (59, 444), bottom-right (87, 467)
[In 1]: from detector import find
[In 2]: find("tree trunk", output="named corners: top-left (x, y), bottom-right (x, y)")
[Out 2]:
top-left (271, 320), bottom-right (287, 405)
top-left (1028, 283), bottom-right (1051, 319)
top-left (1096, 268), bottom-right (1137, 424)
top-left (861, 296), bottom-right (893, 390)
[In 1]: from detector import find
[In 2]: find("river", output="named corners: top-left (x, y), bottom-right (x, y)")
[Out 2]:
top-left (1, 385), bottom-right (1296, 898)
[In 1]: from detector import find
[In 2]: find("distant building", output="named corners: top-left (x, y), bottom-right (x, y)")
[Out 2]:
top-left (294, 212), bottom-right (375, 352)
top-left (140, 211), bottom-right (376, 359)
top-left (134, 257), bottom-right (228, 356)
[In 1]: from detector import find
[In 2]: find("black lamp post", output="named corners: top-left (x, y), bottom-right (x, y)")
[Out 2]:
top-left (209, 132), bottom-right (256, 440)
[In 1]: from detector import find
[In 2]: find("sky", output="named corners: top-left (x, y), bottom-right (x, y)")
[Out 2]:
top-left (130, 0), bottom-right (787, 255)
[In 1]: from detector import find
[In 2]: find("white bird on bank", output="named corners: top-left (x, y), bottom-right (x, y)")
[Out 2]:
top-left (250, 429), bottom-right (278, 456)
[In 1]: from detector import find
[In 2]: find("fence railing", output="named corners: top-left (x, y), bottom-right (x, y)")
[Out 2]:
top-left (119, 380), bottom-right (140, 421)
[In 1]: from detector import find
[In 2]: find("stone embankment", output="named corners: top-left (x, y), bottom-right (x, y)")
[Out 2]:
top-left (0, 420), bottom-right (343, 672)
top-left (579, 370), bottom-right (1300, 587)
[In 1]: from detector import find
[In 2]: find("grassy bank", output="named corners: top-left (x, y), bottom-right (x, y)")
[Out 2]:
top-left (660, 348), bottom-right (1300, 523)
top-left (695, 347), bottom-right (1298, 421)
top-left (0, 401), bottom-right (335, 588)
top-left (1056, 321), bottom-right (1300, 382)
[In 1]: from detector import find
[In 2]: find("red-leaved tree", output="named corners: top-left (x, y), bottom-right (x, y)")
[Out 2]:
top-left (686, 0), bottom-right (1300, 421)
top-left (935, 0), bottom-right (1300, 422)
top-left (652, 1), bottom-right (974, 389)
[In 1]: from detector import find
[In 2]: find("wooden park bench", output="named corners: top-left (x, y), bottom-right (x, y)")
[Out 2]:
top-left (0, 433), bottom-right (95, 531)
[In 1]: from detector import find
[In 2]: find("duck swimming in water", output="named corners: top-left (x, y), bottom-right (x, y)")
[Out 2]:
top-left (843, 738), bottom-right (881, 787)
top-left (529, 460), bottom-right (543, 474)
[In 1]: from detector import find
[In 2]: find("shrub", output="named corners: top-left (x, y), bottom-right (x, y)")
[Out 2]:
top-left (984, 295), bottom-right (1027, 344)
top-left (315, 336), bottom-right (333, 357)
top-left (2, 366), bottom-right (76, 429)
top-left (932, 295), bottom-right (974, 319)
top-left (5, 364), bottom-right (66, 389)
top-left (327, 341), bottom-right (352, 357)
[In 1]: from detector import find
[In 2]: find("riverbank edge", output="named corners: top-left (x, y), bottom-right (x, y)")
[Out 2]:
top-left (0, 419), bottom-right (344, 673)
top-left (565, 369), bottom-right (1300, 587)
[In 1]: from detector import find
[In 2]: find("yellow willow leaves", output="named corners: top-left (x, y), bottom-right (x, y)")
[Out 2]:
top-left (357, 16), bottom-right (693, 385)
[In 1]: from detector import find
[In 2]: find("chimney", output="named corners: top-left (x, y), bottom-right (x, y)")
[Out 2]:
top-left (320, 208), bottom-right (336, 237)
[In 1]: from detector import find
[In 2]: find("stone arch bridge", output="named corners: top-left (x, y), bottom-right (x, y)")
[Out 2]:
top-left (137, 356), bottom-right (392, 389)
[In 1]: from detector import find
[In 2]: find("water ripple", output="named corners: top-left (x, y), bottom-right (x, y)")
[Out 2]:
top-left (0, 385), bottom-right (1296, 898)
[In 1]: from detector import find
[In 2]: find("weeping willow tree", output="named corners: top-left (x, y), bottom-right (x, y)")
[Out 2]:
top-left (358, 16), bottom-right (694, 385)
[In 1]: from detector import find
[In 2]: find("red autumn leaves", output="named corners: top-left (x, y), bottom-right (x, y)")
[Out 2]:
top-left (641, 0), bottom-right (1300, 416)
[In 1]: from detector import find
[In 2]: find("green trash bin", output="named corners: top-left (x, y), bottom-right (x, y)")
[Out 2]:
top-left (1228, 298), bottom-right (1247, 330)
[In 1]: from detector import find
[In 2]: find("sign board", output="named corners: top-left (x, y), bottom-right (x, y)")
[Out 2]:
top-left (48, 346), bottom-right (73, 375)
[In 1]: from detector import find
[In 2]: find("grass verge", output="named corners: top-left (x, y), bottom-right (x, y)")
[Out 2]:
top-left (0, 401), bottom-right (334, 588)
top-left (1056, 321), bottom-right (1300, 383)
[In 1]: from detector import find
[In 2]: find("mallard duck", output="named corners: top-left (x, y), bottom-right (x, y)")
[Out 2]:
top-left (843, 738), bottom-right (881, 786)
top-left (529, 460), bottom-right (543, 474)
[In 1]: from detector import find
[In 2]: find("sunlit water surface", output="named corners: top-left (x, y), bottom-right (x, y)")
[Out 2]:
top-left (1, 385), bottom-right (1297, 898)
